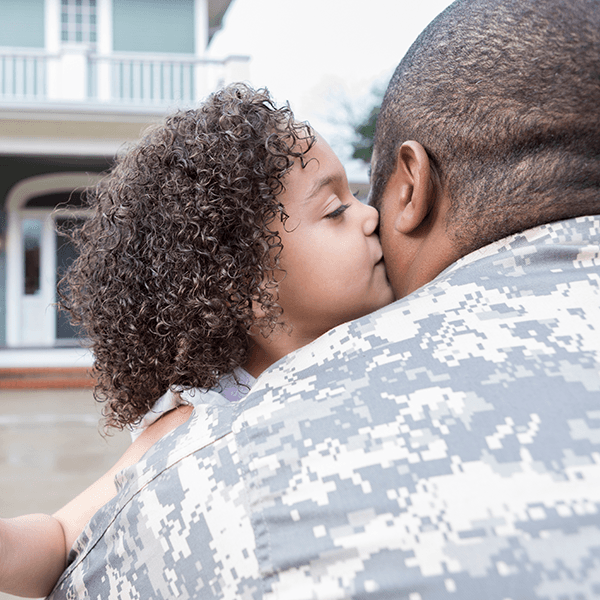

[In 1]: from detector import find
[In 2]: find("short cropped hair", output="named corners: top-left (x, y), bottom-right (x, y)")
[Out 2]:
top-left (60, 84), bottom-right (314, 430)
top-left (372, 0), bottom-right (600, 252)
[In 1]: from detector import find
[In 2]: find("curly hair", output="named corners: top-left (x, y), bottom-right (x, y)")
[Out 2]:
top-left (59, 83), bottom-right (315, 430)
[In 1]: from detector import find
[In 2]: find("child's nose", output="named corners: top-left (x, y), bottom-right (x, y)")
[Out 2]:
top-left (360, 201), bottom-right (380, 236)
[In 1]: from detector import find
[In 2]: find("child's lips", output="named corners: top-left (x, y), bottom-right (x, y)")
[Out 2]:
top-left (376, 257), bottom-right (393, 288)
top-left (375, 258), bottom-right (389, 279)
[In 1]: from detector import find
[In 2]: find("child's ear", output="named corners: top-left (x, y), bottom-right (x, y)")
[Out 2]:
top-left (391, 141), bottom-right (435, 234)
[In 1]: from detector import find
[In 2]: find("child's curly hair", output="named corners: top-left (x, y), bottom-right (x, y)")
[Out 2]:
top-left (59, 83), bottom-right (315, 430)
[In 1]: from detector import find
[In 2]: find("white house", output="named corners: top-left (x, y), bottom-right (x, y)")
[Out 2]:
top-left (0, 0), bottom-right (248, 379)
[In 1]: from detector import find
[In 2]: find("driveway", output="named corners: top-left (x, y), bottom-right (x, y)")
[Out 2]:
top-left (0, 387), bottom-right (130, 600)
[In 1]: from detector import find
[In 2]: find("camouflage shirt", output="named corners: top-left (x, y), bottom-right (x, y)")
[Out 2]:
top-left (49, 215), bottom-right (600, 600)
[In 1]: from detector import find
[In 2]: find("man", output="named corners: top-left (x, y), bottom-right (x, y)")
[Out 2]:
top-left (50, 0), bottom-right (599, 597)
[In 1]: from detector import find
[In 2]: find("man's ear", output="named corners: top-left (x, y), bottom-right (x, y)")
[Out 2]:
top-left (390, 141), bottom-right (434, 234)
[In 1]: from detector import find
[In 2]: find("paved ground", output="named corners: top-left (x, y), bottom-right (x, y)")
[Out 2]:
top-left (0, 388), bottom-right (130, 599)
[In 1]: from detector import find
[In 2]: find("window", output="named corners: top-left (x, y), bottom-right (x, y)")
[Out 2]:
top-left (23, 219), bottom-right (42, 295)
top-left (61, 0), bottom-right (97, 44)
top-left (55, 216), bottom-right (86, 341)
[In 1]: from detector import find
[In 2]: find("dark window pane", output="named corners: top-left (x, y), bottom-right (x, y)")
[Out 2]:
top-left (55, 218), bottom-right (86, 340)
top-left (23, 219), bottom-right (42, 295)
top-left (26, 190), bottom-right (84, 209)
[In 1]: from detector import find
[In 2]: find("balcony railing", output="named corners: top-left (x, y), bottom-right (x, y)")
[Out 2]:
top-left (0, 47), bottom-right (249, 107)
top-left (89, 54), bottom-right (196, 104)
top-left (0, 49), bottom-right (47, 101)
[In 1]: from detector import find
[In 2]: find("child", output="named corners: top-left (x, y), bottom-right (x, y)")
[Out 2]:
top-left (0, 83), bottom-right (394, 597)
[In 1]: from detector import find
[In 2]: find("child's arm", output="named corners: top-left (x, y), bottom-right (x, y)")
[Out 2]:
top-left (53, 402), bottom-right (193, 549)
top-left (0, 403), bottom-right (194, 598)
top-left (0, 513), bottom-right (66, 598)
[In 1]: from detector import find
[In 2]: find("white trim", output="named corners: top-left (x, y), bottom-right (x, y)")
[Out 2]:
top-left (0, 103), bottom-right (168, 120)
top-left (194, 0), bottom-right (209, 99)
top-left (0, 137), bottom-right (125, 157)
top-left (45, 0), bottom-right (61, 99)
top-left (195, 0), bottom-right (209, 56)
top-left (0, 347), bottom-right (93, 368)
top-left (6, 211), bottom-right (24, 347)
top-left (6, 172), bottom-right (101, 213)
top-left (97, 0), bottom-right (113, 101)
top-left (45, 0), bottom-right (61, 54)
top-left (97, 0), bottom-right (113, 55)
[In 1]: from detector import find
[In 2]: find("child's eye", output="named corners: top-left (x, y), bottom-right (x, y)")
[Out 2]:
top-left (325, 203), bottom-right (350, 219)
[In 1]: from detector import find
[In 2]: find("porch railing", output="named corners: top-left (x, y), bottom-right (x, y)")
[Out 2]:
top-left (89, 54), bottom-right (196, 105)
top-left (0, 49), bottom-right (47, 101)
top-left (0, 47), bottom-right (249, 106)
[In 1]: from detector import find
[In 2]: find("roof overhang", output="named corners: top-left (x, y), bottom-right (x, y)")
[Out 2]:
top-left (208, 0), bottom-right (235, 43)
top-left (0, 102), bottom-right (167, 157)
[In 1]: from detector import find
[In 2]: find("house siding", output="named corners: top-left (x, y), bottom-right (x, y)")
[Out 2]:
top-left (113, 0), bottom-right (195, 54)
top-left (0, 0), bottom-right (45, 48)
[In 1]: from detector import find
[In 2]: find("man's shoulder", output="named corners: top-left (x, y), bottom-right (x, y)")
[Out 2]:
top-left (225, 217), bottom-right (600, 599)
top-left (253, 215), bottom-right (600, 391)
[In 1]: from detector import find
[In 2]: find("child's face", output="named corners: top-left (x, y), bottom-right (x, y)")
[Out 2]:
top-left (274, 134), bottom-right (394, 343)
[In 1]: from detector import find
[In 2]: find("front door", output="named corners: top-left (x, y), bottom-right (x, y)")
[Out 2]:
top-left (8, 209), bottom-right (88, 347)
top-left (20, 212), bottom-right (56, 346)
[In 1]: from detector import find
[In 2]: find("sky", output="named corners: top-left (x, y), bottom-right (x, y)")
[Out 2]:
top-left (208, 0), bottom-right (455, 179)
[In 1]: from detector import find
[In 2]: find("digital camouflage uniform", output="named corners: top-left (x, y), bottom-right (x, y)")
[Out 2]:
top-left (49, 215), bottom-right (600, 600)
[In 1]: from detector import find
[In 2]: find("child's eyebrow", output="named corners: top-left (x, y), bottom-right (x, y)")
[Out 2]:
top-left (303, 175), bottom-right (342, 204)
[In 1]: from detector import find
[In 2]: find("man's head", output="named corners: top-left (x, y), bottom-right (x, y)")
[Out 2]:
top-left (371, 0), bottom-right (600, 298)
